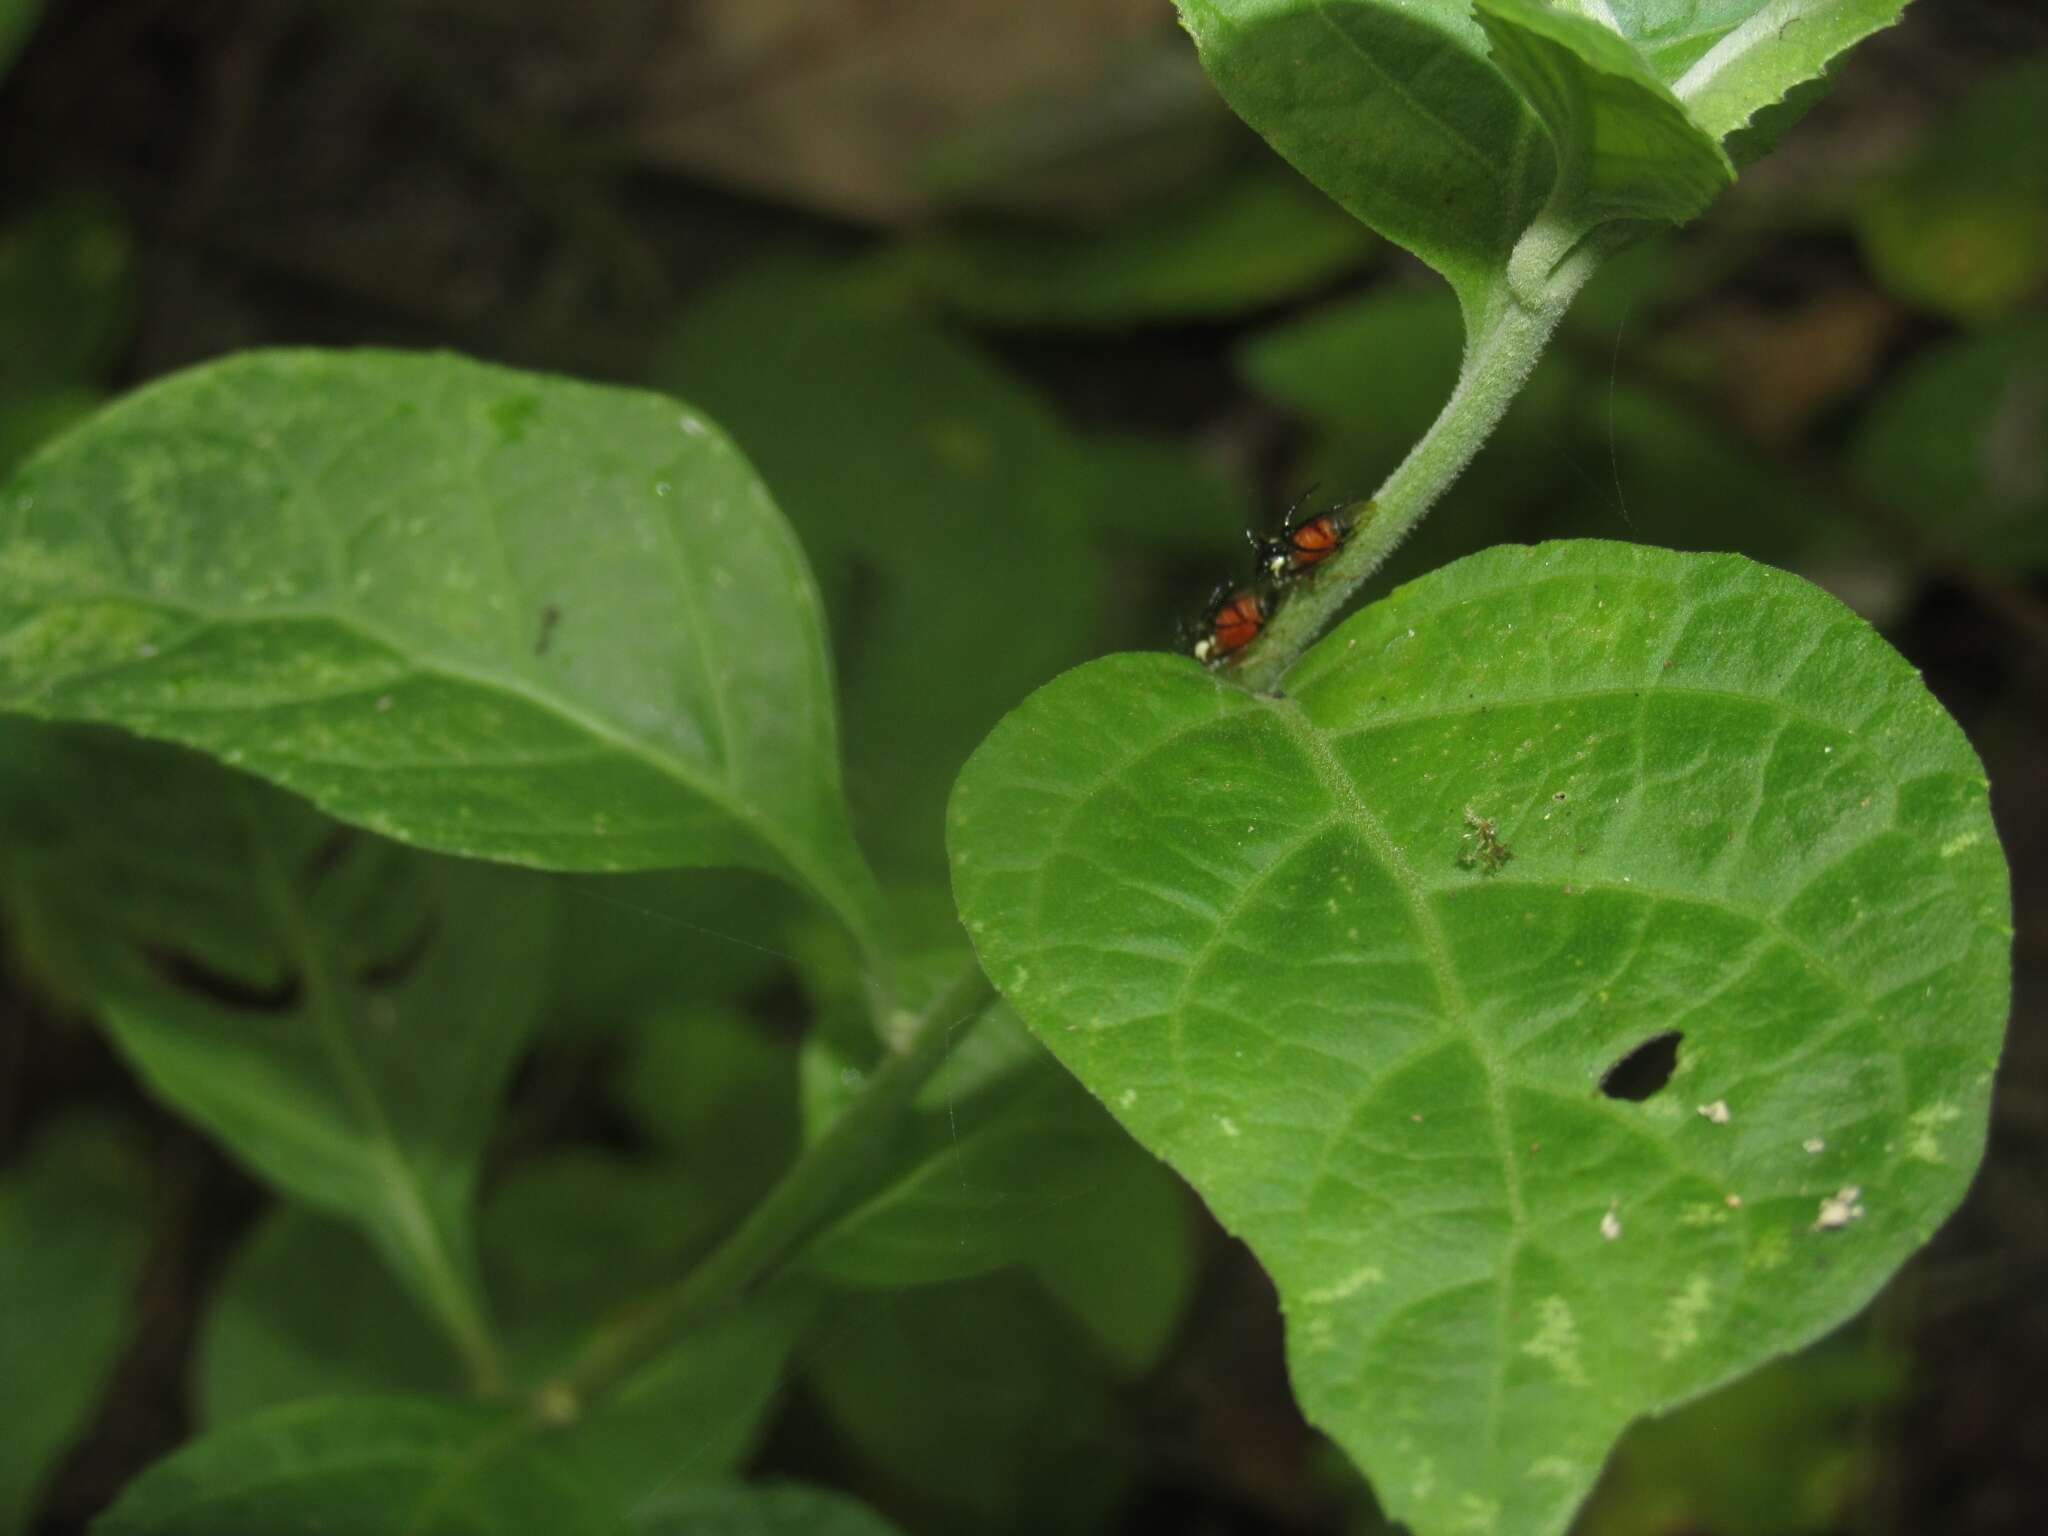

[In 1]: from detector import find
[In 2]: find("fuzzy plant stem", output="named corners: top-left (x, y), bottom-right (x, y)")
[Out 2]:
top-left (1232, 219), bottom-right (1602, 693)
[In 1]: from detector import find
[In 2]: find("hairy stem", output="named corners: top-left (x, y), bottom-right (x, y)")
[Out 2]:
top-left (1233, 227), bottom-right (1600, 692)
top-left (543, 961), bottom-right (997, 1414)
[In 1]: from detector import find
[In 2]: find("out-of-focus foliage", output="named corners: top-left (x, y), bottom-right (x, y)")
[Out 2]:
top-left (1857, 56), bottom-right (2048, 324)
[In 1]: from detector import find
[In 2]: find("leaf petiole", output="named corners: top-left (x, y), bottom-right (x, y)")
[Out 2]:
top-left (541, 961), bottom-right (997, 1416)
top-left (1231, 232), bottom-right (1598, 692)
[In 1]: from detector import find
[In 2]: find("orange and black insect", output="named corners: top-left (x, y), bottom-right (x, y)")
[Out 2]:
top-left (1192, 584), bottom-right (1269, 666)
top-left (1253, 492), bottom-right (1353, 579)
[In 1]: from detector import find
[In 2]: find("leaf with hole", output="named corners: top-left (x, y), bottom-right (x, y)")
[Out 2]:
top-left (948, 540), bottom-right (2008, 1536)
top-left (0, 720), bottom-right (550, 1382)
top-left (0, 349), bottom-right (880, 949)
top-left (0, 1114), bottom-right (153, 1536)
top-left (91, 1397), bottom-right (612, 1536)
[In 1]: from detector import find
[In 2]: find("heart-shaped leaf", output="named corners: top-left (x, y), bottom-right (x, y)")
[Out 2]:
top-left (0, 721), bottom-right (550, 1380)
top-left (1173, 0), bottom-right (1911, 316)
top-left (949, 540), bottom-right (2008, 1536)
top-left (0, 350), bottom-right (880, 949)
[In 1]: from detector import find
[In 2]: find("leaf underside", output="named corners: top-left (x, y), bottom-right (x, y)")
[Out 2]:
top-left (1173, 0), bottom-right (1909, 313)
top-left (949, 540), bottom-right (2008, 1536)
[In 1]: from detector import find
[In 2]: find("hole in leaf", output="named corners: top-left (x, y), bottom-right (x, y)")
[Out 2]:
top-left (148, 947), bottom-right (302, 1013)
top-left (1600, 1031), bottom-right (1682, 1101)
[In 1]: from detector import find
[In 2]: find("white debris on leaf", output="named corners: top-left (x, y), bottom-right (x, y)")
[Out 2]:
top-left (1697, 1100), bottom-right (1731, 1124)
top-left (1814, 1186), bottom-right (1865, 1231)
top-left (1600, 1205), bottom-right (1622, 1242)
top-left (1803, 1137), bottom-right (1826, 1154)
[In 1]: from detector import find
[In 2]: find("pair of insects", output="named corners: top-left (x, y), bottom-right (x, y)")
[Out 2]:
top-left (1191, 493), bottom-right (1353, 666)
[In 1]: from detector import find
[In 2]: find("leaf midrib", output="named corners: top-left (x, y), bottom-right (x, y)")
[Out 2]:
top-left (1266, 694), bottom-right (1527, 1494)
top-left (3, 582), bottom-right (869, 933)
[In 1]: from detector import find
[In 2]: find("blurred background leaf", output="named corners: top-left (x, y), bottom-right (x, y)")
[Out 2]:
top-left (0, 1112), bottom-right (152, 1535)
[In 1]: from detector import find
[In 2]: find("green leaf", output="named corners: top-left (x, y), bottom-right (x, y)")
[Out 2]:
top-left (201, 1156), bottom-right (808, 1514)
top-left (1855, 54), bottom-right (2048, 323)
top-left (197, 1207), bottom-right (467, 1426)
top-left (895, 160), bottom-right (1375, 328)
top-left (1850, 317), bottom-right (2048, 570)
top-left (0, 349), bottom-right (881, 950)
top-left (1474, 0), bottom-right (1731, 233)
top-left (0, 0), bottom-right (42, 82)
top-left (612, 1006), bottom-right (800, 1218)
top-left (0, 721), bottom-right (550, 1380)
top-left (0, 1113), bottom-right (153, 1535)
top-left (632, 1483), bottom-right (906, 1536)
top-left (92, 1397), bottom-right (612, 1536)
top-left (949, 540), bottom-right (2008, 1536)
top-left (1174, 0), bottom-right (1552, 316)
top-left (804, 1274), bottom-right (1139, 1534)
top-left (804, 1061), bottom-right (1195, 1375)
top-left (1172, 1), bottom-right (1909, 316)
top-left (0, 196), bottom-right (136, 390)
top-left (1660, 1), bottom-right (1910, 145)
top-left (1578, 1328), bottom-right (1901, 1536)
top-left (652, 263), bottom-right (1105, 877)
top-left (545, 870), bottom-right (798, 1036)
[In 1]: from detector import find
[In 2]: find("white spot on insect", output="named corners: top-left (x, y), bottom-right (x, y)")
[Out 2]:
top-left (1217, 1116), bottom-right (1241, 1139)
top-left (1117, 1089), bottom-right (1137, 1110)
top-left (1803, 1137), bottom-right (1826, 1155)
top-left (1697, 1100), bottom-right (1731, 1125)
top-left (1814, 1186), bottom-right (1865, 1231)
top-left (1304, 1266), bottom-right (1383, 1304)
top-left (375, 696), bottom-right (393, 712)
top-left (1600, 1205), bottom-right (1622, 1242)
top-left (1521, 1296), bottom-right (1587, 1385)
top-left (1658, 1276), bottom-right (1712, 1360)
top-left (1941, 830), bottom-right (1983, 858)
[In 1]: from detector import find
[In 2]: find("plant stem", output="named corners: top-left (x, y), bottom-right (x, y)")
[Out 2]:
top-left (1232, 236), bottom-right (1599, 693)
top-left (542, 961), bottom-right (997, 1415)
